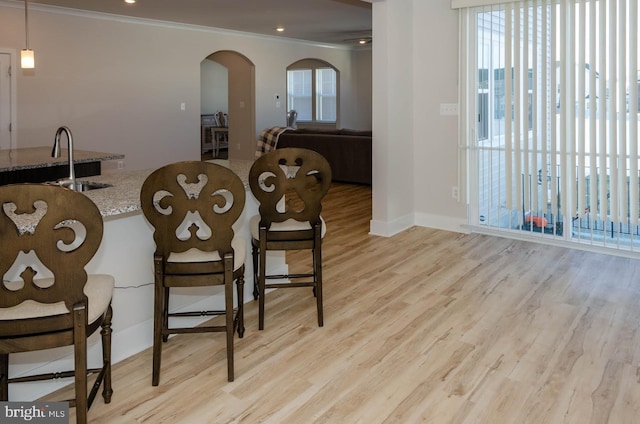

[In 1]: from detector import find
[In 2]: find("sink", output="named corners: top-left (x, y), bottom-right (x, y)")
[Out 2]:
top-left (72, 181), bottom-right (113, 192)
top-left (48, 180), bottom-right (113, 192)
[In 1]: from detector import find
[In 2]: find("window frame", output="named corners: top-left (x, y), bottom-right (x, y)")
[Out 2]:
top-left (286, 59), bottom-right (340, 127)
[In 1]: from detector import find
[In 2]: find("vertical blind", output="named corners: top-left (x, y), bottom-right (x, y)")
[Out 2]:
top-left (316, 68), bottom-right (337, 122)
top-left (464, 0), bottom-right (640, 251)
top-left (287, 69), bottom-right (313, 121)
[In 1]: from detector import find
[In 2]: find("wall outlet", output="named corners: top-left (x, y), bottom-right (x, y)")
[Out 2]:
top-left (452, 186), bottom-right (459, 200)
top-left (117, 160), bottom-right (125, 170)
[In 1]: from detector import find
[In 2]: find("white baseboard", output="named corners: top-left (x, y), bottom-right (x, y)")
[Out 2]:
top-left (369, 213), bottom-right (414, 237)
top-left (370, 212), bottom-right (468, 237)
top-left (414, 212), bottom-right (469, 234)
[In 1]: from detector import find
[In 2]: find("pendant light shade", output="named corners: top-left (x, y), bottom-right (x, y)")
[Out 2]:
top-left (21, 0), bottom-right (34, 69)
top-left (21, 49), bottom-right (34, 69)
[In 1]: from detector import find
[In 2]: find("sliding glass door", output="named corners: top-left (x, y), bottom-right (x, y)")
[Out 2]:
top-left (464, 0), bottom-right (639, 253)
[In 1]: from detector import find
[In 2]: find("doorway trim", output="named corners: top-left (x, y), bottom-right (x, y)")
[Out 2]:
top-left (0, 48), bottom-right (18, 150)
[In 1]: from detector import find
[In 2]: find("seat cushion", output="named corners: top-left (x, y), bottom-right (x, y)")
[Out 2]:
top-left (167, 236), bottom-right (245, 271)
top-left (0, 274), bottom-right (115, 324)
top-left (249, 215), bottom-right (327, 241)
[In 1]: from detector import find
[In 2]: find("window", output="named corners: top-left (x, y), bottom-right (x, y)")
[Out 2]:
top-left (287, 69), bottom-right (312, 120)
top-left (287, 59), bottom-right (339, 124)
top-left (461, 0), bottom-right (639, 253)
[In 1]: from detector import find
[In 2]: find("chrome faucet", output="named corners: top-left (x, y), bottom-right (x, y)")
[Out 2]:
top-left (52, 126), bottom-right (76, 190)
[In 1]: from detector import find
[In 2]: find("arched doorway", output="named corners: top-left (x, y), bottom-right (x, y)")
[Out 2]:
top-left (201, 50), bottom-right (256, 161)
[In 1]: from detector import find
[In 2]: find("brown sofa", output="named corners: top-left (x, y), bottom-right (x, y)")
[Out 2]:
top-left (276, 128), bottom-right (372, 185)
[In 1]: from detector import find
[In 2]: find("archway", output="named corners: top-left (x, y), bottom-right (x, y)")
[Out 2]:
top-left (201, 50), bottom-right (256, 161)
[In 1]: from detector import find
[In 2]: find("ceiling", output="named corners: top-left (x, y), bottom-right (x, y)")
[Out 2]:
top-left (23, 0), bottom-right (373, 47)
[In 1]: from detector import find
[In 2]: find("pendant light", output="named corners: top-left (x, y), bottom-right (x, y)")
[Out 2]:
top-left (21, 0), bottom-right (34, 69)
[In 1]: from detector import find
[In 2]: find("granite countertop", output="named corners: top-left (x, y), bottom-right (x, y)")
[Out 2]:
top-left (6, 160), bottom-right (254, 233)
top-left (83, 159), bottom-right (253, 218)
top-left (0, 147), bottom-right (125, 172)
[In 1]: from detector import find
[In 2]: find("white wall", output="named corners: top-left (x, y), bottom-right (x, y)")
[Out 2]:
top-left (348, 49), bottom-right (373, 130)
top-left (370, 0), bottom-right (467, 236)
top-left (200, 60), bottom-right (228, 115)
top-left (412, 0), bottom-right (467, 231)
top-left (370, 0), bottom-right (417, 236)
top-left (0, 1), bottom-right (371, 171)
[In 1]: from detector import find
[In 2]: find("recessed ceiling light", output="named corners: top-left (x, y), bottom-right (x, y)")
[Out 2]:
top-left (275, 26), bottom-right (285, 32)
top-left (125, 0), bottom-right (136, 4)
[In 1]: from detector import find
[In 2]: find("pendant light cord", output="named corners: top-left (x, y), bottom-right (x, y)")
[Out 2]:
top-left (24, 0), bottom-right (30, 50)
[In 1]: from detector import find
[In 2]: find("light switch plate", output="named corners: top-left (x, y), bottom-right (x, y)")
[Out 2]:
top-left (440, 103), bottom-right (459, 115)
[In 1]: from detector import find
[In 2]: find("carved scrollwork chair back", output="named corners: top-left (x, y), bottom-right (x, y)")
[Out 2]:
top-left (140, 161), bottom-right (246, 384)
top-left (248, 147), bottom-right (332, 330)
top-left (0, 183), bottom-right (114, 424)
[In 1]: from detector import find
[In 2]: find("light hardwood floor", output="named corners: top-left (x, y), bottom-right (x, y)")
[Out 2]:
top-left (51, 183), bottom-right (640, 423)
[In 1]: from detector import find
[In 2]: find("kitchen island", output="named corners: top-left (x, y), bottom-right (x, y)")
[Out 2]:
top-left (5, 159), bottom-right (285, 401)
top-left (0, 147), bottom-right (124, 185)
